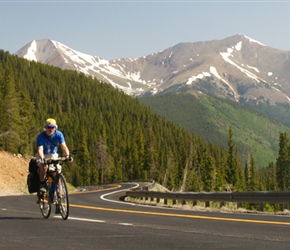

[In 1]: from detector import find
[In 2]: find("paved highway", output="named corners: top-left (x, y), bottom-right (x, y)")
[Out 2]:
top-left (1, 183), bottom-right (290, 249)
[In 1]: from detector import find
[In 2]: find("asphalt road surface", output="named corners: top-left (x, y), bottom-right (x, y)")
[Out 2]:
top-left (1, 183), bottom-right (290, 249)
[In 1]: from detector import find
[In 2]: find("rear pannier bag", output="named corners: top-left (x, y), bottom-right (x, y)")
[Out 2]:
top-left (27, 159), bottom-right (39, 193)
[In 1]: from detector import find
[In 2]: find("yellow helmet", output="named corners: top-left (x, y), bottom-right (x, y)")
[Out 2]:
top-left (46, 118), bottom-right (57, 128)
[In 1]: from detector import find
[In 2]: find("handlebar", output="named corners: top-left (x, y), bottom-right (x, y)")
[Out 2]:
top-left (41, 150), bottom-right (76, 164)
top-left (44, 156), bottom-right (73, 164)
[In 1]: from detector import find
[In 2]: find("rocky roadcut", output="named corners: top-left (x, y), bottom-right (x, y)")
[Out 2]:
top-left (0, 151), bottom-right (30, 196)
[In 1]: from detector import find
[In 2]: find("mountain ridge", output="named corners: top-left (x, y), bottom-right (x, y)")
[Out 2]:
top-left (14, 35), bottom-right (290, 164)
top-left (15, 34), bottom-right (290, 105)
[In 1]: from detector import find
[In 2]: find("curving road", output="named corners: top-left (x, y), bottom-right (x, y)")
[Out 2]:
top-left (1, 183), bottom-right (290, 249)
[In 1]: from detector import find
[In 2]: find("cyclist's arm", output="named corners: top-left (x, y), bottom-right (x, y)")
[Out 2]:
top-left (37, 145), bottom-right (45, 160)
top-left (60, 142), bottom-right (70, 157)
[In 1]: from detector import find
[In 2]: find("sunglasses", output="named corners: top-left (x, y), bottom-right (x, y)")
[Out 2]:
top-left (46, 126), bottom-right (56, 129)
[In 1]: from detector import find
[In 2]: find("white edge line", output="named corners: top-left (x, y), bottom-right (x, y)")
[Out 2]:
top-left (118, 223), bottom-right (134, 226)
top-left (100, 183), bottom-right (140, 205)
top-left (65, 216), bottom-right (106, 223)
top-left (100, 183), bottom-right (174, 210)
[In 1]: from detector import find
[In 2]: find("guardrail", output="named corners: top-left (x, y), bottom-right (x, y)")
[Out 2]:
top-left (125, 190), bottom-right (290, 212)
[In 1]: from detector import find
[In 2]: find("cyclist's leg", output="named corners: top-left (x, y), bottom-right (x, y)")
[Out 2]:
top-left (36, 157), bottom-right (48, 192)
top-left (39, 167), bottom-right (48, 192)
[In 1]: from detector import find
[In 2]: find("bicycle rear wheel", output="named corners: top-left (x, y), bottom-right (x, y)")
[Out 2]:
top-left (38, 191), bottom-right (51, 218)
top-left (56, 174), bottom-right (69, 220)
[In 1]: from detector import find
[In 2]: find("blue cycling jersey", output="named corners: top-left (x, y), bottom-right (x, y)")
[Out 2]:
top-left (36, 130), bottom-right (65, 154)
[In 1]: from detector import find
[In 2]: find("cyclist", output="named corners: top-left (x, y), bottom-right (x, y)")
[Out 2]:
top-left (36, 118), bottom-right (71, 193)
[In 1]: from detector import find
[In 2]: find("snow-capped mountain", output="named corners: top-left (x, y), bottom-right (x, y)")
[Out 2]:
top-left (16, 35), bottom-right (290, 105)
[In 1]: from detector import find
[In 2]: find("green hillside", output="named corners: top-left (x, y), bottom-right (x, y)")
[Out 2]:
top-left (244, 101), bottom-right (290, 128)
top-left (140, 92), bottom-right (290, 167)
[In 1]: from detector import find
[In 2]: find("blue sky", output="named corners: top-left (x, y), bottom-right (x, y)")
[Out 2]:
top-left (1, 1), bottom-right (290, 60)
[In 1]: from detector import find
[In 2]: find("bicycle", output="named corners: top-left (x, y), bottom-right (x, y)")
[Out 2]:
top-left (37, 156), bottom-right (72, 220)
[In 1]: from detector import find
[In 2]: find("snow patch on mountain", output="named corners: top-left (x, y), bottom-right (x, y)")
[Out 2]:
top-left (49, 40), bottom-right (148, 95)
top-left (186, 72), bottom-right (210, 84)
top-left (247, 65), bottom-right (259, 73)
top-left (272, 86), bottom-right (290, 102)
top-left (244, 35), bottom-right (266, 46)
top-left (54, 40), bottom-right (148, 85)
top-left (23, 40), bottom-right (38, 61)
top-left (210, 66), bottom-right (238, 101)
top-left (220, 46), bottom-right (263, 82)
top-left (235, 41), bottom-right (242, 51)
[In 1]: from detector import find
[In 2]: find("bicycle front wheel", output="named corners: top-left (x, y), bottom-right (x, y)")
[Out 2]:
top-left (38, 192), bottom-right (51, 219)
top-left (56, 174), bottom-right (69, 220)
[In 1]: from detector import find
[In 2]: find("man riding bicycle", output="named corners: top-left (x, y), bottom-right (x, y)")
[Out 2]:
top-left (36, 118), bottom-right (71, 193)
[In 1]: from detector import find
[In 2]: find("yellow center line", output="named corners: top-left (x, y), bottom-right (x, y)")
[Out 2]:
top-left (69, 203), bottom-right (290, 226)
top-left (70, 184), bottom-right (122, 194)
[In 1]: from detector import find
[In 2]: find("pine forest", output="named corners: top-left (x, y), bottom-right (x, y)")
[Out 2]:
top-left (0, 50), bottom-right (289, 193)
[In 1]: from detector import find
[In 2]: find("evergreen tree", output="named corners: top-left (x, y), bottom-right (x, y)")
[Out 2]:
top-left (276, 132), bottom-right (290, 190)
top-left (244, 161), bottom-right (249, 190)
top-left (18, 91), bottom-right (36, 155)
top-left (202, 154), bottom-right (215, 192)
top-left (144, 120), bottom-right (157, 180)
top-left (0, 71), bottom-right (22, 153)
top-left (233, 148), bottom-right (245, 191)
top-left (95, 135), bottom-right (112, 184)
top-left (135, 123), bottom-right (146, 179)
top-left (213, 147), bottom-right (227, 191)
top-left (248, 154), bottom-right (257, 190)
top-left (77, 129), bottom-right (91, 186)
top-left (180, 134), bottom-right (194, 192)
top-left (225, 127), bottom-right (237, 188)
top-left (266, 162), bottom-right (278, 190)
